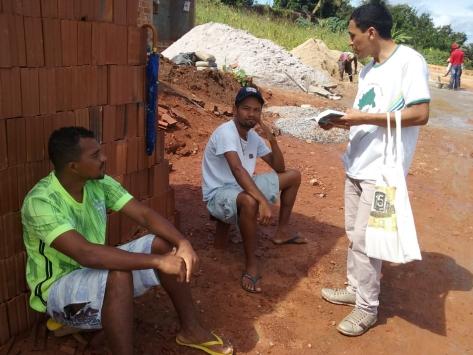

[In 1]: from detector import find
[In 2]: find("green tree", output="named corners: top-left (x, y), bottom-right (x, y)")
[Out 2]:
top-left (221, 0), bottom-right (254, 6)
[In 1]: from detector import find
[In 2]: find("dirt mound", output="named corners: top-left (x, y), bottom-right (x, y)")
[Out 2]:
top-left (291, 38), bottom-right (342, 78)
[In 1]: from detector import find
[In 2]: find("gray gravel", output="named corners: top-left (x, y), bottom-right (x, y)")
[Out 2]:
top-left (266, 106), bottom-right (349, 144)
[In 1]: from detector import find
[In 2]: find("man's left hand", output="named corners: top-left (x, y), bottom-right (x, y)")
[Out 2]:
top-left (332, 108), bottom-right (364, 127)
top-left (175, 239), bottom-right (199, 282)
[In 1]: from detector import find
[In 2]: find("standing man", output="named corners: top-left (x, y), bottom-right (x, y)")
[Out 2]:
top-left (338, 51), bottom-right (358, 82)
top-left (22, 127), bottom-right (233, 355)
top-left (202, 87), bottom-right (303, 294)
top-left (319, 3), bottom-right (430, 336)
top-left (446, 42), bottom-right (464, 90)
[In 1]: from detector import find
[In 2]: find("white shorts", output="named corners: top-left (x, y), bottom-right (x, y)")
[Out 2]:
top-left (46, 234), bottom-right (160, 330)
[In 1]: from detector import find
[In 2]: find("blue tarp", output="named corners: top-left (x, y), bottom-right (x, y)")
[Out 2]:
top-left (145, 52), bottom-right (159, 155)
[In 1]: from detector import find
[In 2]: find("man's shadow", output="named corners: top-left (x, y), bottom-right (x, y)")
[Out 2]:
top-left (132, 182), bottom-right (345, 354)
top-left (378, 251), bottom-right (473, 336)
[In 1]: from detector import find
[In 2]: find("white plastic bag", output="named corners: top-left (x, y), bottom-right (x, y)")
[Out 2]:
top-left (365, 111), bottom-right (422, 263)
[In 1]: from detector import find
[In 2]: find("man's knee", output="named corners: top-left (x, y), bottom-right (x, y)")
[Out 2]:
top-left (282, 169), bottom-right (301, 188)
top-left (151, 236), bottom-right (173, 255)
top-left (237, 192), bottom-right (258, 215)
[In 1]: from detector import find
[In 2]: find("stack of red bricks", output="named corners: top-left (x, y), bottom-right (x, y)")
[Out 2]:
top-left (0, 0), bottom-right (175, 347)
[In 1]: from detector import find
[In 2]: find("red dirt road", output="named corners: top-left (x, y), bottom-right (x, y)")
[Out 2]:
top-left (10, 64), bottom-right (473, 354)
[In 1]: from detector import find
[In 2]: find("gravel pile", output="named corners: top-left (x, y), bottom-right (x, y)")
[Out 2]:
top-left (267, 106), bottom-right (349, 144)
top-left (162, 23), bottom-right (334, 90)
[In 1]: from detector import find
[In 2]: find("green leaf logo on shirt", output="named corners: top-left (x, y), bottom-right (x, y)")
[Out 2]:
top-left (358, 87), bottom-right (376, 110)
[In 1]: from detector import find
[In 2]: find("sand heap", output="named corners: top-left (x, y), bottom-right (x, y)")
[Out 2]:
top-left (291, 38), bottom-right (342, 78)
top-left (162, 23), bottom-right (334, 90)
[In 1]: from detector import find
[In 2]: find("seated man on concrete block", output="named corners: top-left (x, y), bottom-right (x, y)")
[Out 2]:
top-left (201, 87), bottom-right (304, 294)
top-left (21, 127), bottom-right (232, 355)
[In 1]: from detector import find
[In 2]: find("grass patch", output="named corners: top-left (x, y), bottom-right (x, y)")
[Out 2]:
top-left (196, 0), bottom-right (351, 52)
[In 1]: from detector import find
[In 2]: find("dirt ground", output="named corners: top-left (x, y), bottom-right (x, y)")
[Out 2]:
top-left (9, 62), bottom-right (473, 354)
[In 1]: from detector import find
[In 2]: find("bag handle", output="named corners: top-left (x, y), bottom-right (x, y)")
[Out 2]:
top-left (394, 110), bottom-right (402, 165)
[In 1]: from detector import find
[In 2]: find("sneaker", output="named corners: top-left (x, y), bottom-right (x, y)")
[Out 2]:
top-left (321, 288), bottom-right (356, 306)
top-left (337, 308), bottom-right (377, 336)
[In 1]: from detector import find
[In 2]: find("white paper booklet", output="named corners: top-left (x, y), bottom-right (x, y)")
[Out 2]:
top-left (309, 109), bottom-right (346, 125)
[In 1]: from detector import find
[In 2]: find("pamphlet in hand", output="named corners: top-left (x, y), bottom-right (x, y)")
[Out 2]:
top-left (309, 109), bottom-right (346, 126)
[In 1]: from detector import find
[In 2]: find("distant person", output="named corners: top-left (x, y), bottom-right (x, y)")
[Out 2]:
top-left (22, 127), bottom-right (233, 355)
top-left (445, 43), bottom-right (464, 90)
top-left (201, 87), bottom-right (304, 293)
top-left (319, 3), bottom-right (430, 336)
top-left (338, 51), bottom-right (358, 82)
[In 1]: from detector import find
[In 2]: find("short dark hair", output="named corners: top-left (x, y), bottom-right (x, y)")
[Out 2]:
top-left (350, 3), bottom-right (393, 40)
top-left (48, 126), bottom-right (95, 171)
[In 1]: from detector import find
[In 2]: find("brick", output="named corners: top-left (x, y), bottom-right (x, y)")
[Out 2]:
top-left (0, 14), bottom-right (26, 68)
top-left (17, 293), bottom-right (28, 334)
top-left (137, 168), bottom-right (148, 200)
top-left (113, 0), bottom-right (126, 25)
top-left (42, 18), bottom-right (62, 67)
top-left (25, 116), bottom-right (45, 162)
top-left (106, 211), bottom-right (120, 246)
top-left (126, 137), bottom-right (138, 173)
top-left (87, 66), bottom-right (99, 107)
top-left (39, 67), bottom-right (57, 115)
top-left (102, 105), bottom-right (116, 143)
top-left (6, 297), bottom-right (19, 336)
top-left (105, 23), bottom-right (127, 65)
top-left (136, 136), bottom-right (147, 170)
top-left (0, 15), bottom-right (12, 67)
top-left (0, 68), bottom-right (21, 119)
top-left (108, 65), bottom-right (122, 105)
top-left (6, 117), bottom-right (27, 165)
top-left (20, 68), bottom-right (40, 116)
top-left (89, 106), bottom-right (103, 141)
top-left (0, 303), bottom-right (9, 346)
top-left (126, 0), bottom-right (138, 25)
top-left (55, 67), bottom-right (73, 111)
top-left (75, 0), bottom-right (94, 21)
top-left (24, 16), bottom-right (44, 67)
top-left (97, 0), bottom-right (113, 22)
top-left (91, 22), bottom-right (106, 65)
top-left (156, 128), bottom-right (165, 164)
top-left (97, 65), bottom-right (109, 105)
top-left (115, 104), bottom-right (126, 139)
top-left (75, 66), bottom-right (88, 108)
top-left (22, 0), bottom-right (42, 16)
top-left (77, 21), bottom-right (92, 65)
top-left (57, 0), bottom-right (73, 19)
top-left (0, 166), bottom-right (19, 214)
top-left (0, 217), bottom-right (7, 260)
top-left (149, 191), bottom-right (167, 216)
top-left (130, 65), bottom-right (144, 102)
top-left (150, 161), bottom-right (169, 196)
top-left (125, 103), bottom-right (138, 138)
top-left (42, 114), bottom-right (54, 158)
top-left (61, 20), bottom-right (78, 66)
top-left (74, 108), bottom-right (89, 129)
top-left (127, 26), bottom-right (145, 65)
top-left (15, 253), bottom-right (27, 293)
top-left (25, 293), bottom-right (39, 328)
top-left (115, 139), bottom-right (127, 175)
top-left (41, 0), bottom-right (58, 17)
top-left (4, 212), bottom-right (23, 255)
top-left (4, 256), bottom-right (17, 299)
top-left (25, 160), bottom-right (47, 195)
top-left (53, 111), bottom-right (75, 130)
top-left (137, 102), bottom-right (145, 137)
top-left (15, 164), bottom-right (27, 210)
top-left (0, 119), bottom-right (6, 170)
top-left (102, 141), bottom-right (116, 176)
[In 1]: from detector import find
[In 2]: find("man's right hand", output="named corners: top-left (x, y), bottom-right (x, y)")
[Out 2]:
top-left (156, 254), bottom-right (187, 282)
top-left (258, 200), bottom-right (272, 225)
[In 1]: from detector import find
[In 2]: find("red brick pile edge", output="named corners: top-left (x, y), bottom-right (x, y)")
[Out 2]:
top-left (0, 0), bottom-right (177, 347)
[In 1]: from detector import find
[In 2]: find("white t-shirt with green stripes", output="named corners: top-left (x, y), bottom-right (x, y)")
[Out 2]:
top-left (343, 45), bottom-right (431, 180)
top-left (21, 173), bottom-right (133, 312)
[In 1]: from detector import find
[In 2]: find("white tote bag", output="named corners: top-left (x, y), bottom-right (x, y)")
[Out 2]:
top-left (365, 111), bottom-right (422, 263)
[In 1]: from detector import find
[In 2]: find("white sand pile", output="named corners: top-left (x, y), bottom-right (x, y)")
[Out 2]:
top-left (162, 22), bottom-right (334, 90)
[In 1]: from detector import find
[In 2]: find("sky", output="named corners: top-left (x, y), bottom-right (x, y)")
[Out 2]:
top-left (253, 0), bottom-right (473, 43)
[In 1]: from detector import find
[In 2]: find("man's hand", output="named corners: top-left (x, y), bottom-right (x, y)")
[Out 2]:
top-left (175, 239), bottom-right (199, 282)
top-left (256, 117), bottom-right (276, 141)
top-left (331, 108), bottom-right (364, 127)
top-left (157, 253), bottom-right (187, 282)
top-left (258, 200), bottom-right (272, 225)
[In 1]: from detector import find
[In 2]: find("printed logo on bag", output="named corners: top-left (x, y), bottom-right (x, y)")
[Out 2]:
top-left (368, 186), bottom-right (397, 232)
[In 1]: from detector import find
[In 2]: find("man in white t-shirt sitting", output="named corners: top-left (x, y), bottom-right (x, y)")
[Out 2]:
top-left (202, 87), bottom-right (304, 293)
top-left (319, 3), bottom-right (430, 336)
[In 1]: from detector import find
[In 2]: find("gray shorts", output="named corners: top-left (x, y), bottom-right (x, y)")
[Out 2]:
top-left (46, 234), bottom-right (160, 330)
top-left (206, 172), bottom-right (279, 225)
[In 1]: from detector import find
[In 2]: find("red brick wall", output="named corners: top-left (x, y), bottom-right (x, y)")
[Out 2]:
top-left (137, 0), bottom-right (153, 26)
top-left (0, 0), bottom-right (175, 347)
